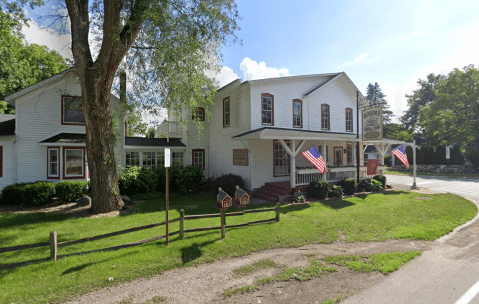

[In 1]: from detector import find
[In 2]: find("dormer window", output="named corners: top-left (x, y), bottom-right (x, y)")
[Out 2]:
top-left (345, 108), bottom-right (353, 132)
top-left (321, 104), bottom-right (330, 130)
top-left (192, 107), bottom-right (205, 121)
top-left (62, 96), bottom-right (85, 125)
top-left (262, 93), bottom-right (274, 125)
top-left (293, 99), bottom-right (302, 128)
top-left (223, 97), bottom-right (230, 127)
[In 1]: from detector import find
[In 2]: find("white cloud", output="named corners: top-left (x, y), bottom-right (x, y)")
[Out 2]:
top-left (205, 65), bottom-right (239, 88)
top-left (240, 57), bottom-right (292, 81)
top-left (22, 19), bottom-right (73, 59)
top-left (337, 53), bottom-right (368, 69)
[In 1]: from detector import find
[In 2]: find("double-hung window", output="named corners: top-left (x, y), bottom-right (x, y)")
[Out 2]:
top-left (347, 145), bottom-right (353, 165)
top-left (64, 148), bottom-right (85, 178)
top-left (192, 149), bottom-right (205, 170)
top-left (273, 140), bottom-right (290, 176)
top-left (47, 147), bottom-right (60, 179)
top-left (62, 96), bottom-right (85, 125)
top-left (193, 107), bottom-right (205, 121)
top-left (262, 93), bottom-right (274, 125)
top-left (293, 99), bottom-right (302, 128)
top-left (346, 108), bottom-right (353, 132)
top-left (223, 97), bottom-right (230, 127)
top-left (321, 104), bottom-right (330, 130)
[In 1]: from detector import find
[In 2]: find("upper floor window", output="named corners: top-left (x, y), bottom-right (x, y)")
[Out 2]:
top-left (345, 108), bottom-right (353, 132)
top-left (262, 93), bottom-right (274, 125)
top-left (321, 104), bottom-right (330, 130)
top-left (62, 96), bottom-right (85, 125)
top-left (192, 107), bottom-right (205, 121)
top-left (223, 97), bottom-right (230, 127)
top-left (293, 99), bottom-right (302, 128)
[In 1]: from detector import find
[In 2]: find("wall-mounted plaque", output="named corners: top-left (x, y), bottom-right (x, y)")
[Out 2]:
top-left (362, 106), bottom-right (383, 141)
top-left (233, 149), bottom-right (248, 166)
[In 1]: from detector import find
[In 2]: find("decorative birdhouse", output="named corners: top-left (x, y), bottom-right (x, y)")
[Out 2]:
top-left (234, 186), bottom-right (250, 208)
top-left (217, 187), bottom-right (232, 210)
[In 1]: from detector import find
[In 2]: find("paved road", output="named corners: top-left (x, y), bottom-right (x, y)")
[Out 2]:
top-left (343, 175), bottom-right (479, 304)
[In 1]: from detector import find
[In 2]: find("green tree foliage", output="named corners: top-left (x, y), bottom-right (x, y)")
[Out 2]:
top-left (366, 82), bottom-right (394, 124)
top-left (0, 11), bottom-right (69, 113)
top-left (419, 65), bottom-right (479, 167)
top-left (384, 123), bottom-right (414, 142)
top-left (400, 74), bottom-right (445, 132)
top-left (146, 127), bottom-right (156, 139)
top-left (126, 107), bottom-right (148, 136)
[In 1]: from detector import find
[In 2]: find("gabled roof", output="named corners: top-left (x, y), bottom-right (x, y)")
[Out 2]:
top-left (244, 72), bottom-right (341, 85)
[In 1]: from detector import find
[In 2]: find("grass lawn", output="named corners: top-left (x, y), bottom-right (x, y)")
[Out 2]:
top-left (0, 191), bottom-right (476, 303)
top-left (385, 170), bottom-right (479, 178)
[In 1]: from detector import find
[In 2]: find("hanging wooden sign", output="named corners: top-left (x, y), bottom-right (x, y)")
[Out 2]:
top-left (362, 107), bottom-right (383, 141)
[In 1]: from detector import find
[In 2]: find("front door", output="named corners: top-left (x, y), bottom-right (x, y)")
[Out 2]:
top-left (334, 147), bottom-right (343, 167)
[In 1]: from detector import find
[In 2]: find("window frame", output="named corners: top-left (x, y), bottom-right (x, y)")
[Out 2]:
top-left (47, 147), bottom-right (60, 179)
top-left (273, 140), bottom-right (290, 177)
top-left (292, 99), bottom-right (303, 128)
top-left (192, 148), bottom-right (205, 170)
top-left (125, 151), bottom-right (140, 167)
top-left (261, 93), bottom-right (274, 126)
top-left (321, 104), bottom-right (330, 130)
top-left (223, 97), bottom-right (230, 127)
top-left (61, 95), bottom-right (85, 126)
top-left (334, 146), bottom-right (343, 167)
top-left (192, 107), bottom-right (205, 121)
top-left (63, 147), bottom-right (85, 179)
top-left (345, 107), bottom-right (353, 132)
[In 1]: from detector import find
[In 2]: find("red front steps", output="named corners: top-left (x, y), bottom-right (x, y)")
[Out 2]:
top-left (255, 181), bottom-right (292, 201)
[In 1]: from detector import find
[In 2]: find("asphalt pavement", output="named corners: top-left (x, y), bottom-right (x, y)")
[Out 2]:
top-left (342, 174), bottom-right (479, 304)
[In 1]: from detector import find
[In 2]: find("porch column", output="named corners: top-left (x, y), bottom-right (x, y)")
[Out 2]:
top-left (352, 143), bottom-right (357, 166)
top-left (392, 154), bottom-right (396, 166)
top-left (290, 139), bottom-right (296, 189)
top-left (321, 141), bottom-right (327, 181)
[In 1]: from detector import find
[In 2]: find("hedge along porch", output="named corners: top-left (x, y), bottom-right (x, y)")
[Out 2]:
top-left (233, 128), bottom-right (417, 191)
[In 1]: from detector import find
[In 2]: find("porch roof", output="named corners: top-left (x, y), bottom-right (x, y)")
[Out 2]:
top-left (232, 127), bottom-right (359, 141)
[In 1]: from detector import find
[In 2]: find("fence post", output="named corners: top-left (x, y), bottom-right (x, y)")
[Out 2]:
top-left (180, 209), bottom-right (184, 239)
top-left (220, 209), bottom-right (225, 239)
top-left (50, 231), bottom-right (57, 261)
top-left (276, 202), bottom-right (280, 222)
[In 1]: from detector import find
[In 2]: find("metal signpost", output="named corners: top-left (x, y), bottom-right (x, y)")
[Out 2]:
top-left (446, 145), bottom-right (450, 174)
top-left (165, 148), bottom-right (170, 245)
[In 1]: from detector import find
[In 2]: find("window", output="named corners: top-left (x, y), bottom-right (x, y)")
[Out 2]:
top-left (321, 104), bottom-right (330, 130)
top-left (157, 151), bottom-right (165, 167)
top-left (346, 108), bottom-right (353, 132)
top-left (64, 148), bottom-right (85, 178)
top-left (125, 152), bottom-right (140, 167)
top-left (293, 99), bottom-right (302, 128)
top-left (223, 97), bottom-right (230, 127)
top-left (143, 152), bottom-right (157, 170)
top-left (47, 147), bottom-right (60, 178)
top-left (273, 140), bottom-right (290, 176)
top-left (172, 152), bottom-right (184, 169)
top-left (62, 96), bottom-right (85, 125)
top-left (347, 145), bottom-right (353, 165)
top-left (334, 147), bottom-right (343, 167)
top-left (192, 107), bottom-right (205, 121)
top-left (192, 149), bottom-right (205, 169)
top-left (364, 153), bottom-right (369, 166)
top-left (262, 93), bottom-right (274, 125)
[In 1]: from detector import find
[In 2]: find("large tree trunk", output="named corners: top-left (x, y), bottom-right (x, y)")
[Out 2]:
top-left (81, 68), bottom-right (124, 213)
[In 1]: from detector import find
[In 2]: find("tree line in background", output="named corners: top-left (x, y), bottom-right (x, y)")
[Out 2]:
top-left (367, 64), bottom-right (479, 168)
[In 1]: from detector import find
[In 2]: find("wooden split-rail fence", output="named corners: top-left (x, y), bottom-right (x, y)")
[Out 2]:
top-left (0, 203), bottom-right (281, 269)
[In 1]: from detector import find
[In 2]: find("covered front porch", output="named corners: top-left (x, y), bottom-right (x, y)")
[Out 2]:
top-left (233, 127), bottom-right (416, 191)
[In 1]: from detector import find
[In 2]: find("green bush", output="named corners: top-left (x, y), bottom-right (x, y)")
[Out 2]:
top-left (119, 166), bottom-right (157, 196)
top-left (1, 181), bottom-right (55, 206)
top-left (384, 154), bottom-right (391, 166)
top-left (153, 166), bottom-right (182, 193)
top-left (339, 178), bottom-right (357, 195)
top-left (212, 174), bottom-right (245, 197)
top-left (307, 179), bottom-right (330, 199)
top-left (131, 191), bottom-right (163, 201)
top-left (357, 180), bottom-right (372, 192)
top-left (55, 181), bottom-right (87, 202)
top-left (373, 175), bottom-right (387, 188)
top-left (292, 192), bottom-right (306, 203)
top-left (329, 185), bottom-right (344, 198)
top-left (178, 165), bottom-right (205, 195)
top-left (370, 179), bottom-right (384, 192)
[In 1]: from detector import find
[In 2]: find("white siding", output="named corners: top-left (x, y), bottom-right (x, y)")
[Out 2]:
top-left (14, 74), bottom-right (125, 184)
top-left (0, 139), bottom-right (15, 190)
top-left (208, 82), bottom-right (252, 189)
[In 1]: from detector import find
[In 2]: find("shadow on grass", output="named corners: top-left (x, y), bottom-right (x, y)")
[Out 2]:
top-left (180, 238), bottom-right (217, 264)
top-left (280, 203), bottom-right (311, 214)
top-left (61, 252), bottom-right (137, 276)
top-left (352, 190), bottom-right (411, 200)
top-left (319, 199), bottom-right (355, 210)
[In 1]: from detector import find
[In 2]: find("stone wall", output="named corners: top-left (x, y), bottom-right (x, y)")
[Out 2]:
top-left (389, 164), bottom-right (478, 174)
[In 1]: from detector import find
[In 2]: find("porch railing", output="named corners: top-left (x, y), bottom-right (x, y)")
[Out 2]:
top-left (295, 166), bottom-right (385, 186)
top-left (157, 121), bottom-right (184, 137)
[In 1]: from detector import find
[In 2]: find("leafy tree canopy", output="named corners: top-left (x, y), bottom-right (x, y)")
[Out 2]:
top-left (384, 123), bottom-right (414, 142)
top-left (0, 11), bottom-right (70, 114)
top-left (365, 82), bottom-right (394, 124)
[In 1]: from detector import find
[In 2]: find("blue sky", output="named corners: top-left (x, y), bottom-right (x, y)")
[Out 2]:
top-left (23, 0), bottom-right (479, 123)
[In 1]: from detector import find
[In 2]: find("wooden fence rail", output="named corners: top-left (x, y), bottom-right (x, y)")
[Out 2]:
top-left (0, 203), bottom-right (280, 269)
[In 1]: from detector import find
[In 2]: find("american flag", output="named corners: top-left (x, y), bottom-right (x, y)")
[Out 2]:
top-left (392, 145), bottom-right (409, 169)
top-left (302, 146), bottom-right (327, 173)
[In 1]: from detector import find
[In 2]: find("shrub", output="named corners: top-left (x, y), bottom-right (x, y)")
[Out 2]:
top-left (292, 192), bottom-right (306, 203)
top-left (119, 166), bottom-right (157, 196)
top-left (55, 181), bottom-right (88, 202)
top-left (370, 179), bottom-right (384, 192)
top-left (131, 191), bottom-right (163, 201)
top-left (373, 175), bottom-right (387, 188)
top-left (339, 178), bottom-right (357, 195)
top-left (212, 174), bottom-right (245, 197)
top-left (329, 185), bottom-right (344, 198)
top-left (357, 180), bottom-right (372, 192)
top-left (153, 166), bottom-right (182, 193)
top-left (178, 165), bottom-right (205, 195)
top-left (1, 181), bottom-right (55, 206)
top-left (307, 179), bottom-right (330, 199)
top-left (384, 154), bottom-right (391, 166)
